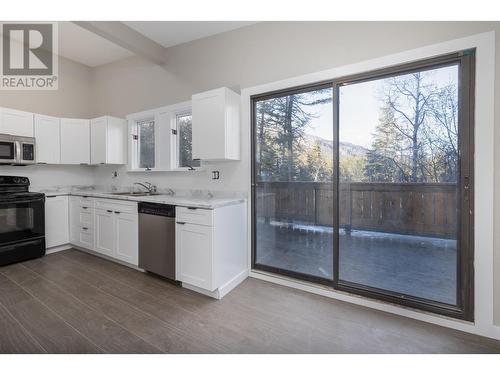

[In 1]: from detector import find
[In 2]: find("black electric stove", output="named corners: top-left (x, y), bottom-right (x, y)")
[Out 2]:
top-left (0, 176), bottom-right (45, 266)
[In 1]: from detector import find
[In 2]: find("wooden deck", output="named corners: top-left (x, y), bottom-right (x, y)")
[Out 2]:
top-left (255, 223), bottom-right (457, 304)
top-left (257, 181), bottom-right (457, 238)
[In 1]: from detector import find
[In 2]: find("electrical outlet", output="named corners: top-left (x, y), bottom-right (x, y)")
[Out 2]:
top-left (211, 170), bottom-right (220, 180)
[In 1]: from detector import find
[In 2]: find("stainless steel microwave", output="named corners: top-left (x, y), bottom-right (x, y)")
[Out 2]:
top-left (0, 134), bottom-right (36, 165)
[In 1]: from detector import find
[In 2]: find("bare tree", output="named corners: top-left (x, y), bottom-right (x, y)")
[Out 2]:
top-left (384, 72), bottom-right (436, 182)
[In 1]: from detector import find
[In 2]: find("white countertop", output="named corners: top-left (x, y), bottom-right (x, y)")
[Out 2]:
top-left (36, 187), bottom-right (246, 209)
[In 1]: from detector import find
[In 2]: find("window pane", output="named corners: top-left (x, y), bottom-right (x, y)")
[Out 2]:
top-left (177, 114), bottom-right (200, 168)
top-left (138, 120), bottom-right (155, 169)
top-left (338, 64), bottom-right (459, 305)
top-left (254, 86), bottom-right (334, 281)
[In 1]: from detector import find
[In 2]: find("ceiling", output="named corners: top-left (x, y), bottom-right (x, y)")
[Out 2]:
top-left (58, 21), bottom-right (256, 67)
top-left (59, 22), bottom-right (134, 67)
top-left (123, 21), bottom-right (256, 48)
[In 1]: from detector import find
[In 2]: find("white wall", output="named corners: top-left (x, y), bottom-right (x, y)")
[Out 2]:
top-left (0, 56), bottom-right (92, 118)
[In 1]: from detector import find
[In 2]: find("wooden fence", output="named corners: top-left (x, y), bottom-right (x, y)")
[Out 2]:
top-left (256, 181), bottom-right (457, 238)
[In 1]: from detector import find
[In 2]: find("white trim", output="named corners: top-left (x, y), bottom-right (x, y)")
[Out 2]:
top-left (182, 270), bottom-right (249, 300)
top-left (218, 269), bottom-right (249, 299)
top-left (126, 101), bottom-right (200, 172)
top-left (169, 102), bottom-right (196, 170)
top-left (72, 245), bottom-right (144, 271)
top-left (126, 109), bottom-right (156, 172)
top-left (46, 244), bottom-right (72, 254)
top-left (241, 31), bottom-right (497, 339)
top-left (182, 282), bottom-right (220, 299)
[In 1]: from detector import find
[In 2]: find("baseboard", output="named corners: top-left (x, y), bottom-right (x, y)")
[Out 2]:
top-left (71, 245), bottom-right (144, 272)
top-left (182, 283), bottom-right (220, 299)
top-left (182, 269), bottom-right (249, 300)
top-left (218, 269), bottom-right (249, 299)
top-left (46, 244), bottom-right (72, 254)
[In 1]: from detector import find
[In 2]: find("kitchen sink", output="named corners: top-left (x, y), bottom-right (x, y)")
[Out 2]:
top-left (108, 191), bottom-right (161, 197)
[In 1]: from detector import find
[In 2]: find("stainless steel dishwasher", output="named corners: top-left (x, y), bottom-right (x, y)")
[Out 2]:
top-left (138, 202), bottom-right (176, 280)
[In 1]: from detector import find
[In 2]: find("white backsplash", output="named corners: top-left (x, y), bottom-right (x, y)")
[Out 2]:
top-left (0, 164), bottom-right (96, 187)
top-left (1, 160), bottom-right (248, 199)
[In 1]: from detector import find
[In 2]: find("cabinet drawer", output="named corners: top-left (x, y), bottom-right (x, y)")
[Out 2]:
top-left (72, 209), bottom-right (94, 227)
top-left (71, 225), bottom-right (94, 249)
top-left (77, 223), bottom-right (94, 234)
top-left (71, 195), bottom-right (95, 208)
top-left (95, 199), bottom-right (137, 214)
top-left (177, 206), bottom-right (213, 226)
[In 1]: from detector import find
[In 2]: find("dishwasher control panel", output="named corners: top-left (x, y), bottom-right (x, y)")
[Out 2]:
top-left (138, 202), bottom-right (176, 217)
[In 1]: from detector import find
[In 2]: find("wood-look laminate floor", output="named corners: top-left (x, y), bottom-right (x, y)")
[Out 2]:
top-left (0, 249), bottom-right (499, 354)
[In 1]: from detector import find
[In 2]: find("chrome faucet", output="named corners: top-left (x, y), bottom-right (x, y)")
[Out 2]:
top-left (134, 182), bottom-right (157, 193)
top-left (166, 188), bottom-right (175, 196)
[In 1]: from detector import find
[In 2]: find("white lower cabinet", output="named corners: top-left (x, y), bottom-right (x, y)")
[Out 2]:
top-left (69, 197), bottom-right (138, 266)
top-left (69, 196), bottom-right (95, 250)
top-left (176, 203), bottom-right (247, 298)
top-left (94, 208), bottom-right (114, 257)
top-left (114, 212), bottom-right (139, 265)
top-left (45, 196), bottom-right (69, 248)
top-left (92, 200), bottom-right (138, 265)
top-left (176, 223), bottom-right (214, 290)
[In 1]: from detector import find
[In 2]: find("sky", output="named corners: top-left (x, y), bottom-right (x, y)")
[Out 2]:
top-left (305, 64), bottom-right (458, 148)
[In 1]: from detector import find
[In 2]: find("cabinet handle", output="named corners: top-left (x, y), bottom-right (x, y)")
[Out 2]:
top-left (82, 206), bottom-right (88, 209)
top-left (82, 227), bottom-right (88, 230)
top-left (176, 221), bottom-right (186, 225)
top-left (46, 195), bottom-right (56, 198)
top-left (187, 207), bottom-right (197, 210)
top-left (106, 210), bottom-right (113, 213)
top-left (114, 211), bottom-right (120, 214)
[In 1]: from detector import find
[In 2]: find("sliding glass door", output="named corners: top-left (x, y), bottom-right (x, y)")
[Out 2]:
top-left (252, 85), bottom-right (335, 284)
top-left (251, 51), bottom-right (474, 320)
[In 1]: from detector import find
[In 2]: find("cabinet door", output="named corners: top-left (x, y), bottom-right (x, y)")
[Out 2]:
top-left (192, 90), bottom-right (225, 160)
top-left (60, 118), bottom-right (90, 164)
top-left (90, 117), bottom-right (107, 164)
top-left (69, 197), bottom-right (80, 245)
top-left (106, 117), bottom-right (127, 165)
top-left (115, 212), bottom-right (138, 265)
top-left (0, 107), bottom-right (34, 137)
top-left (45, 196), bottom-right (69, 248)
top-left (95, 208), bottom-right (114, 257)
top-left (176, 223), bottom-right (214, 290)
top-left (34, 114), bottom-right (60, 164)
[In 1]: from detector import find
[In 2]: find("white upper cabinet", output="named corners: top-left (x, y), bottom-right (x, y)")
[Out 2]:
top-left (0, 107), bottom-right (34, 137)
top-left (91, 116), bottom-right (127, 165)
top-left (34, 114), bottom-right (60, 164)
top-left (192, 87), bottom-right (240, 161)
top-left (60, 118), bottom-right (90, 164)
